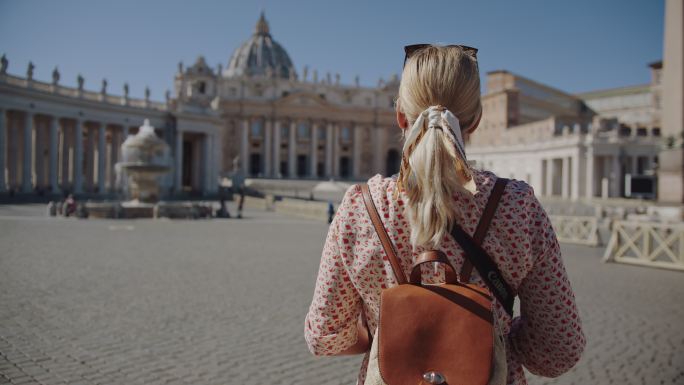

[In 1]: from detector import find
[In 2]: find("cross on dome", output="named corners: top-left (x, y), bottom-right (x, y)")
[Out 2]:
top-left (255, 10), bottom-right (270, 36)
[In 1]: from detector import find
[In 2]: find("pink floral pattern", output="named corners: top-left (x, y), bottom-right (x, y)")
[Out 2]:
top-left (305, 170), bottom-right (585, 384)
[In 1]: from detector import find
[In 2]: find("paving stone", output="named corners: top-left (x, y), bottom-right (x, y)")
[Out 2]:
top-left (0, 203), bottom-right (682, 385)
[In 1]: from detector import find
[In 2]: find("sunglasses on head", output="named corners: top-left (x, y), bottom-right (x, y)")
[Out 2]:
top-left (403, 44), bottom-right (478, 68)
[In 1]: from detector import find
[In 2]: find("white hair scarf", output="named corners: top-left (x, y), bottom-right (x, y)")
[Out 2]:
top-left (401, 106), bottom-right (477, 194)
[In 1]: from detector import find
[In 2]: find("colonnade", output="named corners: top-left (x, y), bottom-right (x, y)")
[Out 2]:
top-left (542, 155), bottom-right (580, 199)
top-left (0, 108), bottom-right (126, 195)
top-left (541, 152), bottom-right (654, 199)
top-left (173, 129), bottom-right (216, 194)
top-left (239, 118), bottom-right (368, 179)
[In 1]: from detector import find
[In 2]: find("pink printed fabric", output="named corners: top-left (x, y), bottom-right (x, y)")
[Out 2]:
top-left (304, 170), bottom-right (585, 385)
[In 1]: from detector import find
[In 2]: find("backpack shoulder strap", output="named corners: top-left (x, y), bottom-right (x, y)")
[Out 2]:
top-left (460, 177), bottom-right (509, 281)
top-left (360, 184), bottom-right (407, 285)
top-left (451, 177), bottom-right (515, 316)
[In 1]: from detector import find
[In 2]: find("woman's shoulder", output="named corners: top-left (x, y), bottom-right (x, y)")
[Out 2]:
top-left (473, 169), bottom-right (535, 202)
top-left (340, 174), bottom-right (397, 202)
top-left (343, 171), bottom-right (539, 209)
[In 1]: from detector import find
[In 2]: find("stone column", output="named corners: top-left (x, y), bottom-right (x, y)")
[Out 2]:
top-left (74, 118), bottom-right (83, 194)
top-left (34, 120), bottom-right (45, 189)
top-left (241, 119), bottom-right (249, 175)
top-left (661, 0), bottom-right (683, 141)
top-left (203, 134), bottom-right (211, 194)
top-left (611, 154), bottom-right (621, 197)
top-left (49, 117), bottom-right (59, 194)
top-left (585, 148), bottom-right (594, 198)
top-left (109, 128), bottom-right (120, 191)
top-left (325, 122), bottom-right (333, 178)
top-left (61, 123), bottom-right (70, 189)
top-left (192, 139), bottom-right (201, 191)
top-left (545, 158), bottom-right (553, 196)
top-left (175, 129), bottom-right (183, 193)
top-left (352, 125), bottom-right (362, 179)
top-left (534, 157), bottom-right (545, 195)
top-left (85, 125), bottom-right (95, 191)
top-left (288, 121), bottom-right (296, 178)
top-left (22, 111), bottom-right (33, 193)
top-left (658, 0), bottom-right (684, 203)
top-left (332, 124), bottom-right (340, 177)
top-left (8, 115), bottom-right (17, 189)
top-left (562, 156), bottom-right (570, 199)
top-left (309, 123), bottom-right (318, 178)
top-left (97, 123), bottom-right (106, 194)
top-left (0, 108), bottom-right (6, 192)
top-left (210, 133), bottom-right (218, 193)
top-left (272, 120), bottom-right (281, 178)
top-left (264, 119), bottom-right (272, 177)
top-left (372, 127), bottom-right (385, 175)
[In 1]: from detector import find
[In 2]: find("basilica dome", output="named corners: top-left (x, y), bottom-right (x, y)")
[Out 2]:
top-left (224, 12), bottom-right (296, 79)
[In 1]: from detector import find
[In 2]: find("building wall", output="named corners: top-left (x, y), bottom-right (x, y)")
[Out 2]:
top-left (468, 70), bottom-right (661, 200)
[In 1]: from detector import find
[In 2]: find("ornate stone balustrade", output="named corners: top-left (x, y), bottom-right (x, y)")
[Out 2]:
top-left (0, 73), bottom-right (167, 111)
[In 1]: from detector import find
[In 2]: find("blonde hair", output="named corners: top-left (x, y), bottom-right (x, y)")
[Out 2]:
top-left (396, 45), bottom-right (482, 248)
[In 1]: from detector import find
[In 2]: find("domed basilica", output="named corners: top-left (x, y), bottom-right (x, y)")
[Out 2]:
top-left (0, 12), bottom-right (400, 197)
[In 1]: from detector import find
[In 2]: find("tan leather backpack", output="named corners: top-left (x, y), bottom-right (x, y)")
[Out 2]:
top-left (360, 179), bottom-right (515, 385)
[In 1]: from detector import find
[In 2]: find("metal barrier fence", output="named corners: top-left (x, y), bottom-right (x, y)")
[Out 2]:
top-left (603, 220), bottom-right (684, 272)
top-left (549, 215), bottom-right (601, 246)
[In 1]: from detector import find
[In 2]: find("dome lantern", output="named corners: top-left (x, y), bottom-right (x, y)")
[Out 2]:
top-left (255, 11), bottom-right (270, 36)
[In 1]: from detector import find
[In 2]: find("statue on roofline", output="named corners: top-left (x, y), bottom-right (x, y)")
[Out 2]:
top-left (27, 61), bottom-right (35, 80)
top-left (0, 54), bottom-right (8, 74)
top-left (52, 67), bottom-right (60, 85)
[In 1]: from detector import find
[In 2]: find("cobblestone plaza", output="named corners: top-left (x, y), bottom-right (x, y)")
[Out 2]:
top-left (1, 204), bottom-right (683, 385)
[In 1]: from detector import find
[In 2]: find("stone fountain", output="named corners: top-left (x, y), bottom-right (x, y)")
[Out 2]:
top-left (120, 119), bottom-right (171, 202)
top-left (83, 119), bottom-right (212, 219)
top-left (116, 119), bottom-right (171, 217)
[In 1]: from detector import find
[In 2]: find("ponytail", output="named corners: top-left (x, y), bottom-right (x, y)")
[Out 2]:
top-left (397, 106), bottom-right (476, 248)
top-left (396, 44), bottom-right (482, 248)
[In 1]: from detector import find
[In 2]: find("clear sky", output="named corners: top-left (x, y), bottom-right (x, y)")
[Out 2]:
top-left (0, 0), bottom-right (665, 100)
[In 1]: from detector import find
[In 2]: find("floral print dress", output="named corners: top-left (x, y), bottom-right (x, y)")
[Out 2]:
top-left (305, 170), bottom-right (585, 385)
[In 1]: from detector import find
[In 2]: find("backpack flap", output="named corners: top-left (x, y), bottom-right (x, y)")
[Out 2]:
top-left (377, 251), bottom-right (495, 385)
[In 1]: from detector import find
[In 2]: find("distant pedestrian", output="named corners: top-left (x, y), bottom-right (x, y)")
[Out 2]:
top-left (232, 167), bottom-right (246, 219)
top-left (216, 194), bottom-right (231, 218)
top-left (237, 187), bottom-right (245, 219)
top-left (63, 194), bottom-right (77, 217)
top-left (46, 201), bottom-right (56, 217)
top-left (327, 201), bottom-right (334, 224)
